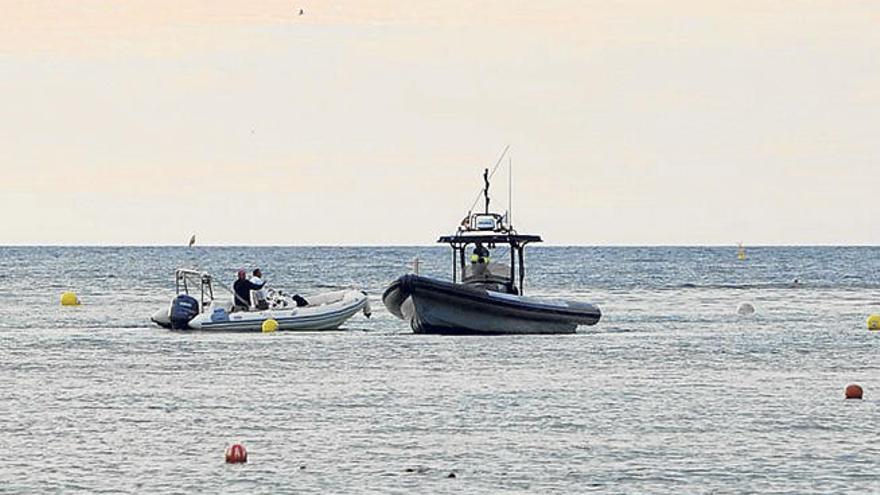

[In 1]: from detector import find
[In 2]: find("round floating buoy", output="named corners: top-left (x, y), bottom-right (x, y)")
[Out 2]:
top-left (225, 443), bottom-right (248, 463)
top-left (868, 314), bottom-right (880, 331)
top-left (845, 384), bottom-right (863, 400)
top-left (60, 291), bottom-right (80, 306)
top-left (262, 319), bottom-right (278, 333)
top-left (736, 302), bottom-right (755, 315)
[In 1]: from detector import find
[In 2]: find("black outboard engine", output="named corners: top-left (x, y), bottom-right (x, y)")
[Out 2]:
top-left (169, 294), bottom-right (199, 330)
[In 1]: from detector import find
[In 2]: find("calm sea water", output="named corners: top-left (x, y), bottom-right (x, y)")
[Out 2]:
top-left (1, 246), bottom-right (878, 493)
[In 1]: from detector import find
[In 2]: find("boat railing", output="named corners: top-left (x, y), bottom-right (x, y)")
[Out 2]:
top-left (174, 269), bottom-right (215, 312)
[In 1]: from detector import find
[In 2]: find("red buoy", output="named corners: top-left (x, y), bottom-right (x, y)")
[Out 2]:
top-left (225, 443), bottom-right (248, 463)
top-left (845, 384), bottom-right (863, 400)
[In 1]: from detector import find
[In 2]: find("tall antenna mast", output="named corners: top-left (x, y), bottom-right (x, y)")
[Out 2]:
top-left (508, 155), bottom-right (512, 229)
top-left (483, 168), bottom-right (490, 214)
top-left (466, 146), bottom-right (510, 216)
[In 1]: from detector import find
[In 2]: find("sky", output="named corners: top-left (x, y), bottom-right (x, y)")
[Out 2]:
top-left (1, 1), bottom-right (878, 245)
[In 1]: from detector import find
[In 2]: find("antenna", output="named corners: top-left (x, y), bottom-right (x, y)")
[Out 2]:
top-left (508, 154), bottom-right (512, 229)
top-left (466, 145), bottom-right (510, 215)
top-left (483, 168), bottom-right (490, 214)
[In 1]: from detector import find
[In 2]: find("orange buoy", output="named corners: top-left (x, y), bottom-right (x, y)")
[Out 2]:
top-left (225, 443), bottom-right (248, 463)
top-left (845, 384), bottom-right (863, 400)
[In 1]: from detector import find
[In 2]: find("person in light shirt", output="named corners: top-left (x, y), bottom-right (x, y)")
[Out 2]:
top-left (250, 268), bottom-right (270, 310)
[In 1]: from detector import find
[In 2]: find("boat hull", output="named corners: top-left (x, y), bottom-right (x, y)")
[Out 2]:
top-left (382, 275), bottom-right (600, 335)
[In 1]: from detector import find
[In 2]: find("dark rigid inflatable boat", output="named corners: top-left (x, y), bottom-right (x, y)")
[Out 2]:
top-left (383, 274), bottom-right (601, 335)
top-left (382, 164), bottom-right (602, 335)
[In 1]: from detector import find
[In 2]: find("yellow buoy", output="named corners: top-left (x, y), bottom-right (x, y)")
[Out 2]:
top-left (60, 291), bottom-right (80, 306)
top-left (262, 318), bottom-right (279, 333)
top-left (868, 314), bottom-right (880, 331)
top-left (737, 243), bottom-right (746, 261)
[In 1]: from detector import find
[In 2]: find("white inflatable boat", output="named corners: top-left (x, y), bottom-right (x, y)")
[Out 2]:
top-left (151, 269), bottom-right (371, 332)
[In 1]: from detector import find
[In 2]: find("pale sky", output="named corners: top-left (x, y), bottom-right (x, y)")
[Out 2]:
top-left (1, 1), bottom-right (878, 245)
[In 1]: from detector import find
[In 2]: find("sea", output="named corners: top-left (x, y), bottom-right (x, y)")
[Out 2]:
top-left (1, 246), bottom-right (878, 493)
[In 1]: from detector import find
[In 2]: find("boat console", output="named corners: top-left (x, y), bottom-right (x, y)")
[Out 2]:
top-left (462, 261), bottom-right (517, 294)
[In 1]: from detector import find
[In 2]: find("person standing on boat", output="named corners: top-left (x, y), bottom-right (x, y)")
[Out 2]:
top-left (250, 268), bottom-right (270, 310)
top-left (471, 243), bottom-right (490, 264)
top-left (233, 269), bottom-right (265, 311)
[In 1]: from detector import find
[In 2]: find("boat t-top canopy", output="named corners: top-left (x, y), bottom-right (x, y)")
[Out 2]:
top-left (437, 233), bottom-right (542, 245)
top-left (438, 233), bottom-right (540, 295)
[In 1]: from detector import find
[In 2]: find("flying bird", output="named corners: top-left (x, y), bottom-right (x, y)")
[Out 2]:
top-left (298, 8), bottom-right (304, 15)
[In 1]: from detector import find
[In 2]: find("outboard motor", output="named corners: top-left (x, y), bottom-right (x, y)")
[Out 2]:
top-left (169, 294), bottom-right (199, 330)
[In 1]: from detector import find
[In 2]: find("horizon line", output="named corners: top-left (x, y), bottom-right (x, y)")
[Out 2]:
top-left (1, 243), bottom-right (879, 248)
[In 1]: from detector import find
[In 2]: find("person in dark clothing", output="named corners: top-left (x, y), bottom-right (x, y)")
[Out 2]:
top-left (471, 242), bottom-right (490, 264)
top-left (233, 269), bottom-right (265, 311)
